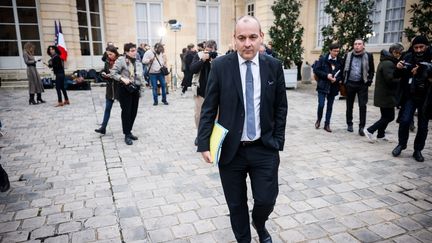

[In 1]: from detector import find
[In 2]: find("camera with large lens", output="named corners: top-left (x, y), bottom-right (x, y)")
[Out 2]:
top-left (209, 51), bottom-right (218, 59)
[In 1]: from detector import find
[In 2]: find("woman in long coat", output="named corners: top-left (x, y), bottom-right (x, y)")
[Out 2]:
top-left (23, 42), bottom-right (44, 104)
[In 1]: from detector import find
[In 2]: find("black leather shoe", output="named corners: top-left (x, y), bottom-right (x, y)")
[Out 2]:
top-left (194, 137), bottom-right (198, 146)
top-left (0, 165), bottom-right (10, 192)
top-left (358, 127), bottom-right (365, 136)
top-left (95, 127), bottom-right (106, 135)
top-left (347, 125), bottom-right (353, 132)
top-left (125, 136), bottom-right (133, 145)
top-left (252, 221), bottom-right (272, 243)
top-left (153, 102), bottom-right (158, 106)
top-left (324, 125), bottom-right (332, 133)
top-left (315, 120), bottom-right (320, 129)
top-left (413, 150), bottom-right (424, 162)
top-left (392, 145), bottom-right (407, 157)
top-left (163, 101), bottom-right (169, 105)
top-left (128, 134), bottom-right (138, 140)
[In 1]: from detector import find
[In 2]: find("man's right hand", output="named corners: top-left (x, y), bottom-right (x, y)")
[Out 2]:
top-left (121, 77), bottom-right (131, 85)
top-left (201, 53), bottom-right (210, 61)
top-left (201, 151), bottom-right (212, 164)
top-left (327, 73), bottom-right (336, 83)
top-left (396, 61), bottom-right (405, 69)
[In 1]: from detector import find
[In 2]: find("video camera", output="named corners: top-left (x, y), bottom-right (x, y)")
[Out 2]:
top-left (208, 51), bottom-right (218, 59)
top-left (403, 61), bottom-right (432, 70)
top-left (402, 62), bottom-right (414, 69)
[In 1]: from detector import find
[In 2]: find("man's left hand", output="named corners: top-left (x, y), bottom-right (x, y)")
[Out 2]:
top-left (201, 151), bottom-right (212, 164)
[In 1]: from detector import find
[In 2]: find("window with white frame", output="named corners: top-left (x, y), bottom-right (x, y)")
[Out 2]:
top-left (316, 0), bottom-right (331, 48)
top-left (136, 2), bottom-right (162, 48)
top-left (0, 0), bottom-right (41, 57)
top-left (76, 0), bottom-right (104, 56)
top-left (197, 0), bottom-right (219, 44)
top-left (369, 0), bottom-right (405, 44)
top-left (246, 1), bottom-right (255, 16)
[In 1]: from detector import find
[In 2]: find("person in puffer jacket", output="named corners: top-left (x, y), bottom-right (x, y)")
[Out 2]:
top-left (364, 43), bottom-right (404, 143)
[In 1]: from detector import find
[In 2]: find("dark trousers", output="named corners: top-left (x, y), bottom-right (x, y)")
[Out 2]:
top-left (367, 107), bottom-right (395, 138)
top-left (398, 98), bottom-right (429, 151)
top-left (346, 82), bottom-right (368, 128)
top-left (101, 98), bottom-right (114, 128)
top-left (181, 85), bottom-right (188, 93)
top-left (55, 73), bottom-right (69, 102)
top-left (219, 143), bottom-right (279, 243)
top-left (117, 87), bottom-right (140, 135)
top-left (317, 91), bottom-right (336, 126)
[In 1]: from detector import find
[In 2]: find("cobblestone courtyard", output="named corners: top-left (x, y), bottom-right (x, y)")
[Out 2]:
top-left (0, 83), bottom-right (431, 243)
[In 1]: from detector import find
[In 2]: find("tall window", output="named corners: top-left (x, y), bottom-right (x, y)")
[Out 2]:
top-left (0, 0), bottom-right (41, 58)
top-left (246, 1), bottom-right (255, 16)
top-left (136, 2), bottom-right (162, 47)
top-left (369, 0), bottom-right (405, 44)
top-left (316, 0), bottom-right (331, 48)
top-left (76, 0), bottom-right (103, 56)
top-left (197, 0), bottom-right (219, 44)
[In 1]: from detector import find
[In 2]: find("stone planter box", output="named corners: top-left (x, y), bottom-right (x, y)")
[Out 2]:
top-left (284, 68), bottom-right (297, 89)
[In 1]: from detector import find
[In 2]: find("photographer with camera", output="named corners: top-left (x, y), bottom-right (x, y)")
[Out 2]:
top-left (392, 35), bottom-right (432, 162)
top-left (110, 43), bottom-right (143, 145)
top-left (142, 43), bottom-right (169, 106)
top-left (94, 45), bottom-right (120, 135)
top-left (190, 40), bottom-right (218, 145)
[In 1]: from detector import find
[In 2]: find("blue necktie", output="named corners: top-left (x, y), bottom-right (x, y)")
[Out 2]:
top-left (245, 61), bottom-right (256, 140)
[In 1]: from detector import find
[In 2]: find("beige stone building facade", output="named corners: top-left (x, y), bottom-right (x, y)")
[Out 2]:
top-left (0, 0), bottom-right (419, 82)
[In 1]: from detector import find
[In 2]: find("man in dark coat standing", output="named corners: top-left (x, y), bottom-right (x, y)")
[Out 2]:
top-left (181, 43), bottom-right (196, 95)
top-left (392, 35), bottom-right (432, 162)
top-left (197, 16), bottom-right (288, 243)
top-left (342, 39), bottom-right (375, 136)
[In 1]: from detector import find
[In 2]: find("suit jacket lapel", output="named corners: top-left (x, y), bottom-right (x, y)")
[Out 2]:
top-left (231, 52), bottom-right (244, 105)
top-left (259, 54), bottom-right (268, 107)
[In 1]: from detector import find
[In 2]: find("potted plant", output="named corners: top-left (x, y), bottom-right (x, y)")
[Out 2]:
top-left (404, 0), bottom-right (432, 41)
top-left (269, 0), bottom-right (304, 89)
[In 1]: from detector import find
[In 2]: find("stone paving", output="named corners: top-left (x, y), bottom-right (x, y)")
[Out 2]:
top-left (0, 83), bottom-right (431, 243)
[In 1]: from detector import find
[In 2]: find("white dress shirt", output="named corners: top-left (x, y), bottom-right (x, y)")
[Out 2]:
top-left (237, 53), bottom-right (261, 141)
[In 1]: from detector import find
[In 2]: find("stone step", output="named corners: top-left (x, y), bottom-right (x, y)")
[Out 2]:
top-left (0, 79), bottom-right (28, 89)
top-left (0, 78), bottom-right (102, 89)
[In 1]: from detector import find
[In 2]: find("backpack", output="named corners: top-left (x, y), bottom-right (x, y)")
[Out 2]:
top-left (42, 77), bottom-right (53, 89)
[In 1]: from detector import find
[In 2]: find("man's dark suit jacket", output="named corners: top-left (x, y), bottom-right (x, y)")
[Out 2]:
top-left (197, 52), bottom-right (288, 165)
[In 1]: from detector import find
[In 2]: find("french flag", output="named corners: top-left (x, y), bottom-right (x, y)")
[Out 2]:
top-left (55, 20), bottom-right (68, 61)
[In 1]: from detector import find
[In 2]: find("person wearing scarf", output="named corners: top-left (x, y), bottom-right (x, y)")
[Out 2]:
top-left (110, 43), bottom-right (143, 145)
top-left (95, 45), bottom-right (120, 135)
top-left (342, 38), bottom-right (375, 136)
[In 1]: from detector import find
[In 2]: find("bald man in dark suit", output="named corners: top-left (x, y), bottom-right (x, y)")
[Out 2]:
top-left (197, 16), bottom-right (288, 243)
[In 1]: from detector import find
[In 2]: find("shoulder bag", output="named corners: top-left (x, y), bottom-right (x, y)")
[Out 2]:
top-left (154, 52), bottom-right (170, 76)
